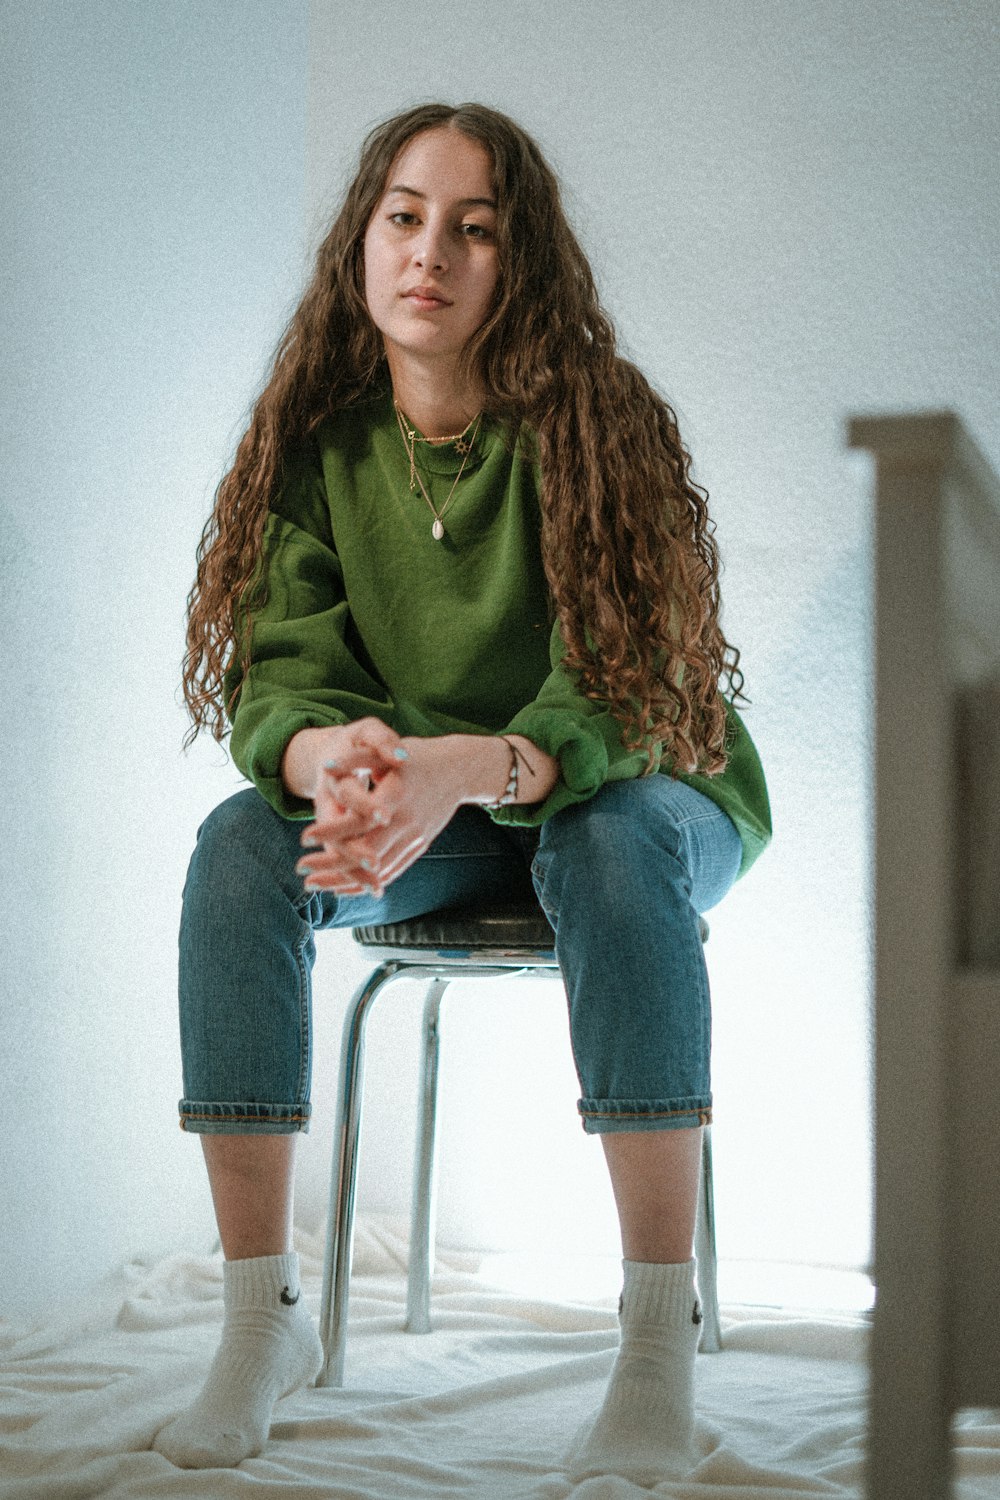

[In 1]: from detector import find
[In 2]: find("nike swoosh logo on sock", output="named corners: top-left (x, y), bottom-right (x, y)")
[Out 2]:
top-left (280, 1286), bottom-right (300, 1306)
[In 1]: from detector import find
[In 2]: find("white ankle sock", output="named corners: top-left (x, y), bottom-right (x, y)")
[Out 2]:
top-left (565, 1257), bottom-right (702, 1483)
top-left (153, 1252), bottom-right (322, 1469)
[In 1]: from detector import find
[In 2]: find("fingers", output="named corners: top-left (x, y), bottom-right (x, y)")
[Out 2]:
top-left (298, 780), bottom-right (401, 895)
top-left (297, 820), bottom-right (424, 897)
top-left (308, 797), bottom-right (369, 842)
top-left (377, 845), bottom-right (425, 884)
top-left (297, 733), bottom-right (416, 896)
top-left (308, 775), bottom-right (397, 847)
top-left (336, 765), bottom-right (394, 815)
top-left (327, 719), bottom-right (409, 778)
top-left (360, 833), bottom-right (428, 888)
top-left (296, 846), bottom-right (385, 898)
top-left (327, 764), bottom-right (401, 814)
top-left (353, 717), bottom-right (409, 762)
top-left (320, 759), bottom-right (401, 809)
top-left (314, 764), bottom-right (400, 835)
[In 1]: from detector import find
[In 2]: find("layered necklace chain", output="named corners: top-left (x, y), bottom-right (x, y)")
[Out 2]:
top-left (393, 400), bottom-right (483, 541)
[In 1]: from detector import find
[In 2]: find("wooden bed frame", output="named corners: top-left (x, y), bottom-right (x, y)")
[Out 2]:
top-left (850, 412), bottom-right (1000, 1500)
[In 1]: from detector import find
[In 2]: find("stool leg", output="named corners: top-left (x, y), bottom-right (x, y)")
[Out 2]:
top-left (317, 961), bottom-right (400, 1387)
top-left (406, 978), bottom-right (448, 1334)
top-left (694, 1124), bottom-right (722, 1352)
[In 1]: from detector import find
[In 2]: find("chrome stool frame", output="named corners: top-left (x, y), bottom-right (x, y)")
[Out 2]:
top-left (316, 901), bottom-right (720, 1387)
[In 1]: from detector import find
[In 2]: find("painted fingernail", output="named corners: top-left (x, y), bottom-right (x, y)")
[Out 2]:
top-left (297, 864), bottom-right (313, 877)
top-left (323, 759), bottom-right (340, 771)
top-left (371, 810), bottom-right (389, 827)
top-left (392, 747), bottom-right (409, 760)
top-left (359, 858), bottom-right (373, 871)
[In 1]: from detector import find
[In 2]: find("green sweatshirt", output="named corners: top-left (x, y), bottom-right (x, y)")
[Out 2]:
top-left (225, 387), bottom-right (771, 877)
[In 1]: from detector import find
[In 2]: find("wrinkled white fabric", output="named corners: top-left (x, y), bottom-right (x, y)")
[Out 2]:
top-left (1, 1218), bottom-right (998, 1499)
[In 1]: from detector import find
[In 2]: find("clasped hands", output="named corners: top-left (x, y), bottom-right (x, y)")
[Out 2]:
top-left (289, 720), bottom-right (557, 899)
top-left (294, 719), bottom-right (461, 899)
top-left (295, 720), bottom-right (509, 894)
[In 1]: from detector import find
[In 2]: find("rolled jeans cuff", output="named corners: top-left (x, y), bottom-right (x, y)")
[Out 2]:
top-left (578, 1096), bottom-right (712, 1134)
top-left (179, 1099), bottom-right (312, 1134)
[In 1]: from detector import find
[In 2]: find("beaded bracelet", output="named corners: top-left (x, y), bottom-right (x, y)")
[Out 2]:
top-left (486, 735), bottom-right (522, 808)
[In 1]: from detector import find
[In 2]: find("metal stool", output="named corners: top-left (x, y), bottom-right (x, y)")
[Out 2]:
top-left (317, 896), bottom-right (720, 1386)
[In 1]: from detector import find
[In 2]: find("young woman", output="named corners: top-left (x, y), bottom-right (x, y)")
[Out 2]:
top-left (154, 102), bottom-right (771, 1480)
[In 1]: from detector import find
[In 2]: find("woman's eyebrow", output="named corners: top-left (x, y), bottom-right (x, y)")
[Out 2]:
top-left (385, 183), bottom-right (497, 210)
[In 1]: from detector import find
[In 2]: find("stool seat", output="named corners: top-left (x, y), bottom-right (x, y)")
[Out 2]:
top-left (354, 905), bottom-right (708, 955)
top-left (353, 900), bottom-right (557, 955)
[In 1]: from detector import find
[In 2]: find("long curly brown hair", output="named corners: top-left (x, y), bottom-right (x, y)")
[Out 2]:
top-left (183, 102), bottom-right (744, 772)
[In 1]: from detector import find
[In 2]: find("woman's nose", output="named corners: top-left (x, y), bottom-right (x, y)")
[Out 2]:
top-left (413, 222), bottom-right (448, 272)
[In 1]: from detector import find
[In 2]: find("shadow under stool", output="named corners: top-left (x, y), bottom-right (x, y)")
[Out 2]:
top-left (317, 896), bottom-right (720, 1387)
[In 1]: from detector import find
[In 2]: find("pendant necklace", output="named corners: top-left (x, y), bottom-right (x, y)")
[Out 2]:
top-left (394, 400), bottom-right (483, 541)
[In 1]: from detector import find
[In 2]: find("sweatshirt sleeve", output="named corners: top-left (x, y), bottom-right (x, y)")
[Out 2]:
top-left (224, 450), bottom-right (395, 818)
top-left (488, 620), bottom-right (658, 826)
top-left (488, 620), bottom-right (773, 885)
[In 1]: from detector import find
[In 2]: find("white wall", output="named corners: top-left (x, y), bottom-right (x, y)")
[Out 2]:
top-left (302, 0), bottom-right (1000, 1281)
top-left (0, 0), bottom-right (309, 1317)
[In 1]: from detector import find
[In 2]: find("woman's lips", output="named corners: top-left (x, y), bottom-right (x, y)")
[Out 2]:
top-left (403, 289), bottom-right (451, 310)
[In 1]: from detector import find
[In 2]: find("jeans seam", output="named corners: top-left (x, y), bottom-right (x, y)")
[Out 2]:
top-left (580, 1105), bottom-right (713, 1121)
top-left (529, 849), bottom-right (557, 924)
top-left (417, 849), bottom-right (517, 861)
top-left (180, 1109), bottom-right (311, 1122)
top-left (293, 919), bottom-right (312, 1105)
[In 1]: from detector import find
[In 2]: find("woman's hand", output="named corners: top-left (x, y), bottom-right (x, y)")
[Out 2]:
top-left (281, 719), bottom-right (409, 896)
top-left (292, 732), bottom-right (558, 898)
top-left (297, 738), bottom-right (457, 897)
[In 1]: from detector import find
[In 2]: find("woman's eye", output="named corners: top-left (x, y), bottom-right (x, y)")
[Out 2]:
top-left (389, 212), bottom-right (419, 226)
top-left (460, 223), bottom-right (492, 239)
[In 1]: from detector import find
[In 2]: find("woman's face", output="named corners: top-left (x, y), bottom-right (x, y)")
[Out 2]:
top-left (363, 127), bottom-right (500, 380)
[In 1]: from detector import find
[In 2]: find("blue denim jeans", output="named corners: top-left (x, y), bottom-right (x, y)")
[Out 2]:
top-left (177, 775), bottom-right (742, 1136)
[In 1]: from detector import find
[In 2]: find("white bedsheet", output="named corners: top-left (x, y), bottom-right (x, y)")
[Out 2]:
top-left (2, 1220), bottom-right (998, 1499)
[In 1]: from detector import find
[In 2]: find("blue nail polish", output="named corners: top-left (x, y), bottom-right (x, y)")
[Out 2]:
top-left (359, 858), bottom-right (373, 871)
top-left (324, 759), bottom-right (340, 771)
top-left (393, 747), bottom-right (409, 760)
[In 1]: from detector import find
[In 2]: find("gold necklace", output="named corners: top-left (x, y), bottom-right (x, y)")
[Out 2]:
top-left (400, 412), bottom-right (478, 448)
top-left (393, 402), bottom-right (483, 541)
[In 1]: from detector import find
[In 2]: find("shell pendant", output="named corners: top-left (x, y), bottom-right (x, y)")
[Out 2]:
top-left (432, 518), bottom-right (445, 541)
